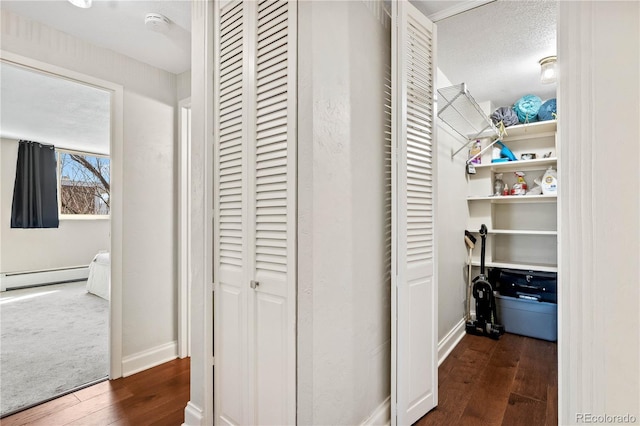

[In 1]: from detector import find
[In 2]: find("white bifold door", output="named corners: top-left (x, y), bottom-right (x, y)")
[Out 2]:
top-left (213, 1), bottom-right (297, 425)
top-left (391, 1), bottom-right (438, 425)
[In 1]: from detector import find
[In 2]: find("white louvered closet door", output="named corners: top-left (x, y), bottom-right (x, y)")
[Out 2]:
top-left (214, 1), bottom-right (296, 425)
top-left (391, 1), bottom-right (438, 425)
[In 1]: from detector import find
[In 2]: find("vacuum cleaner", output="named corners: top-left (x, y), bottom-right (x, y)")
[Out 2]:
top-left (465, 224), bottom-right (505, 340)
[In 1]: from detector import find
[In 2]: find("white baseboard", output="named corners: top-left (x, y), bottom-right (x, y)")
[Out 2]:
top-left (438, 318), bottom-right (466, 366)
top-left (183, 401), bottom-right (204, 426)
top-left (121, 341), bottom-right (178, 377)
top-left (1, 266), bottom-right (89, 291)
top-left (360, 396), bottom-right (391, 426)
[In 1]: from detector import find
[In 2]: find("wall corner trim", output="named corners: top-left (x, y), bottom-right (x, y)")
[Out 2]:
top-left (360, 396), bottom-right (391, 426)
top-left (438, 318), bottom-right (466, 366)
top-left (121, 341), bottom-right (178, 377)
top-left (182, 401), bottom-right (204, 426)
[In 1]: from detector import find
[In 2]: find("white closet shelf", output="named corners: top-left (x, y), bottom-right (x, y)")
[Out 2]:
top-left (476, 120), bottom-right (557, 139)
top-left (467, 194), bottom-right (557, 203)
top-left (469, 229), bottom-right (557, 236)
top-left (472, 157), bottom-right (557, 172)
top-left (469, 260), bottom-right (558, 273)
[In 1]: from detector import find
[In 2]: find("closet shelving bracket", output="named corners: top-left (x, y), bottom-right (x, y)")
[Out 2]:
top-left (437, 83), bottom-right (499, 159)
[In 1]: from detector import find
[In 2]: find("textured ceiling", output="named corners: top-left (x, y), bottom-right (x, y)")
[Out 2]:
top-left (435, 0), bottom-right (557, 108)
top-left (0, 62), bottom-right (111, 154)
top-left (0, 0), bottom-right (556, 154)
top-left (1, 0), bottom-right (191, 75)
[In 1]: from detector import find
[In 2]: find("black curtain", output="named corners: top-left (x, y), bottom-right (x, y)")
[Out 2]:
top-left (11, 140), bottom-right (59, 228)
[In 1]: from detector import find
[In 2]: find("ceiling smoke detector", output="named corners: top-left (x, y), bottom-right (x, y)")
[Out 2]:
top-left (145, 13), bottom-right (171, 33)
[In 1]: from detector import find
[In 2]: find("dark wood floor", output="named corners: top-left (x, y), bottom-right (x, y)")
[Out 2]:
top-left (3, 334), bottom-right (555, 426)
top-left (1, 357), bottom-right (190, 426)
top-left (416, 332), bottom-right (557, 426)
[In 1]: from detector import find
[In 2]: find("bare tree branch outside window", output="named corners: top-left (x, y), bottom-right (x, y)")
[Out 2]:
top-left (58, 152), bottom-right (110, 215)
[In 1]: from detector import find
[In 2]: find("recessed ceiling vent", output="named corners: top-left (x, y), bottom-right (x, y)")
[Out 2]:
top-left (145, 13), bottom-right (171, 34)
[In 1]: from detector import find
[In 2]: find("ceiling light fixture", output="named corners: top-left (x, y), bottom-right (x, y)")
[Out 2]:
top-left (539, 56), bottom-right (557, 84)
top-left (145, 13), bottom-right (172, 34)
top-left (68, 0), bottom-right (92, 8)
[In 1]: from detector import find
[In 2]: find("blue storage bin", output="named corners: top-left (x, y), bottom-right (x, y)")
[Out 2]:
top-left (495, 294), bottom-right (557, 341)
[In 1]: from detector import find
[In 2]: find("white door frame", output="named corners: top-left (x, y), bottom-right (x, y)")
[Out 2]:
top-left (0, 50), bottom-right (125, 379)
top-left (178, 98), bottom-right (192, 359)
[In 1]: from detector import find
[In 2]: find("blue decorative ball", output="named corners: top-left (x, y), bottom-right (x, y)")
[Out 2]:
top-left (537, 98), bottom-right (557, 121)
top-left (513, 95), bottom-right (543, 123)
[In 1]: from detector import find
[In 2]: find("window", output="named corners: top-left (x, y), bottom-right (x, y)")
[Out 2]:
top-left (57, 151), bottom-right (110, 216)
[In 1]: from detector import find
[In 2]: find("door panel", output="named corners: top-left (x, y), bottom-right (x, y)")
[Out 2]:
top-left (215, 1), bottom-right (247, 425)
top-left (391, 1), bottom-right (438, 425)
top-left (250, 1), bottom-right (297, 424)
top-left (255, 292), bottom-right (287, 424)
top-left (218, 284), bottom-right (244, 426)
top-left (215, 1), bottom-right (296, 425)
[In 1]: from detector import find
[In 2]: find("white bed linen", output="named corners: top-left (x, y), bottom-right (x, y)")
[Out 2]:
top-left (86, 252), bottom-right (110, 300)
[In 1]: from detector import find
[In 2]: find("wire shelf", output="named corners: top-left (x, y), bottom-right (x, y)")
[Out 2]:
top-left (437, 83), bottom-right (499, 158)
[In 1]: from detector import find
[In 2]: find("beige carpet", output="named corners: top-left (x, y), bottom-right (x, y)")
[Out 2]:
top-left (0, 281), bottom-right (108, 417)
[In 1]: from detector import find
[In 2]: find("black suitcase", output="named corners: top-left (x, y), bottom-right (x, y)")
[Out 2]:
top-left (489, 268), bottom-right (557, 304)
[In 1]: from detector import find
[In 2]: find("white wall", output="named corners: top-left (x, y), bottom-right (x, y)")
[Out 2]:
top-left (177, 70), bottom-right (191, 103)
top-left (435, 70), bottom-right (469, 343)
top-left (297, 2), bottom-right (391, 424)
top-left (1, 9), bottom-right (178, 365)
top-left (558, 1), bottom-right (639, 423)
top-left (0, 138), bottom-right (110, 273)
top-left (120, 91), bottom-right (176, 356)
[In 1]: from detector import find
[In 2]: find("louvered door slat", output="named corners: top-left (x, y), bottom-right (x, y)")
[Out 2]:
top-left (258, 8), bottom-right (285, 29)
top-left (258, 0), bottom-right (281, 14)
top-left (257, 141), bottom-right (287, 156)
top-left (257, 38), bottom-right (288, 59)
top-left (256, 62), bottom-right (287, 82)
top-left (256, 70), bottom-right (288, 94)
top-left (258, 22), bottom-right (287, 50)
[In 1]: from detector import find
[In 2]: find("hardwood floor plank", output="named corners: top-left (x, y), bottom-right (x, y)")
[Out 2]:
top-left (416, 333), bottom-right (558, 426)
top-left (466, 333), bottom-right (499, 354)
top-left (546, 354), bottom-right (558, 426)
top-left (119, 359), bottom-right (190, 395)
top-left (113, 386), bottom-right (190, 426)
top-left (437, 333), bottom-right (472, 383)
top-left (63, 405), bottom-right (127, 426)
top-left (73, 380), bottom-right (114, 402)
top-left (1, 359), bottom-right (190, 426)
top-left (26, 386), bottom-right (134, 426)
top-left (512, 338), bottom-right (556, 402)
top-left (456, 334), bottom-right (525, 426)
top-left (0, 394), bottom-right (81, 426)
top-left (417, 342), bottom-right (495, 425)
top-left (147, 407), bottom-right (188, 426)
top-left (116, 372), bottom-right (190, 423)
top-left (501, 393), bottom-right (547, 426)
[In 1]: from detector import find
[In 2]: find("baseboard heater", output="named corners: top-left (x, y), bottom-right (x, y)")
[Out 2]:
top-left (0, 265), bottom-right (90, 291)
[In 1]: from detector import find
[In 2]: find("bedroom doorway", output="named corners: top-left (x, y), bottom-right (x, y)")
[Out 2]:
top-left (0, 53), bottom-right (124, 416)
